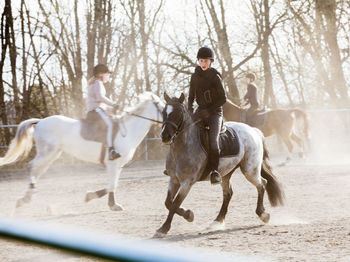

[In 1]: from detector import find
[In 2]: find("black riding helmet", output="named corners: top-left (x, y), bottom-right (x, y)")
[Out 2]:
top-left (93, 64), bottom-right (111, 76)
top-left (197, 46), bottom-right (214, 61)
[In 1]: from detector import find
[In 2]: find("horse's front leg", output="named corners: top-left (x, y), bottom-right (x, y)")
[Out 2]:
top-left (165, 177), bottom-right (194, 222)
top-left (154, 180), bottom-right (193, 238)
top-left (107, 163), bottom-right (124, 211)
top-left (85, 161), bottom-right (123, 211)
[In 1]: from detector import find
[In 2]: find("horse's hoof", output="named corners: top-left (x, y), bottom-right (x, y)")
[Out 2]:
top-left (184, 210), bottom-right (194, 222)
top-left (153, 230), bottom-right (166, 239)
top-left (85, 192), bottom-right (95, 202)
top-left (110, 204), bottom-right (124, 211)
top-left (207, 220), bottom-right (225, 231)
top-left (259, 212), bottom-right (270, 223)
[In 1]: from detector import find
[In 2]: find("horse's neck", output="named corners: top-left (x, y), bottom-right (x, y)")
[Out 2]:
top-left (172, 117), bottom-right (200, 153)
top-left (223, 101), bottom-right (243, 121)
top-left (120, 104), bottom-right (155, 146)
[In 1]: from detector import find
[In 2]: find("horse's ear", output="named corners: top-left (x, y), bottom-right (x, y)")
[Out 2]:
top-left (164, 92), bottom-right (171, 103)
top-left (179, 93), bottom-right (185, 103)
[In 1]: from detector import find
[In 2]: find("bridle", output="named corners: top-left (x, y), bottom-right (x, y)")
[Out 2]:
top-left (162, 102), bottom-right (200, 144)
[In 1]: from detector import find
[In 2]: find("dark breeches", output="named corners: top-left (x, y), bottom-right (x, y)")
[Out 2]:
top-left (204, 113), bottom-right (222, 171)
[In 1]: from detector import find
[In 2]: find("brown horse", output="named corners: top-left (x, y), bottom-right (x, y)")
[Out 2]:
top-left (223, 100), bottom-right (310, 159)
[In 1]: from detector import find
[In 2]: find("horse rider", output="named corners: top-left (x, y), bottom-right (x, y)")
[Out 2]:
top-left (86, 64), bottom-right (121, 160)
top-left (243, 72), bottom-right (260, 122)
top-left (188, 46), bottom-right (227, 185)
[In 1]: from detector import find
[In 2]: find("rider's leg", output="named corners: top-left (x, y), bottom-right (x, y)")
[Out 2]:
top-left (247, 104), bottom-right (258, 123)
top-left (96, 108), bottom-right (120, 160)
top-left (208, 112), bottom-right (223, 185)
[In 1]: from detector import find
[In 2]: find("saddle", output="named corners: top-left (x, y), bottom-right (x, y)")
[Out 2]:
top-left (197, 122), bottom-right (240, 182)
top-left (241, 108), bottom-right (267, 127)
top-left (198, 122), bottom-right (240, 158)
top-left (80, 111), bottom-right (119, 164)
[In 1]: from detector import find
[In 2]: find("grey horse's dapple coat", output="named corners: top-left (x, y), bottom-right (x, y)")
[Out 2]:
top-left (155, 93), bottom-right (284, 237)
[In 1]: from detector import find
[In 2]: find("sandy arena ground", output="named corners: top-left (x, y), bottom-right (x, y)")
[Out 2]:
top-left (0, 154), bottom-right (349, 261)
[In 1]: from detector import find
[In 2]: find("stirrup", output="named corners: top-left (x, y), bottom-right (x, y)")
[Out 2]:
top-left (210, 170), bottom-right (222, 185)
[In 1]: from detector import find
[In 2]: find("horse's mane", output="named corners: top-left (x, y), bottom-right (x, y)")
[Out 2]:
top-left (122, 92), bottom-right (161, 116)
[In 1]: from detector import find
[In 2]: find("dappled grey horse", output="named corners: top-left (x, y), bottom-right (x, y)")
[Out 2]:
top-left (155, 93), bottom-right (285, 237)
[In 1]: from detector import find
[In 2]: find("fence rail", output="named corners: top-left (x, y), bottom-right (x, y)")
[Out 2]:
top-left (0, 217), bottom-right (239, 262)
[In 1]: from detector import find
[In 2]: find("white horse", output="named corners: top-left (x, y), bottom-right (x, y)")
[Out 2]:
top-left (0, 92), bottom-right (164, 211)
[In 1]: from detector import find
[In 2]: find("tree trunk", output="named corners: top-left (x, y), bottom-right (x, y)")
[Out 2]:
top-left (86, 0), bottom-right (99, 77)
top-left (137, 0), bottom-right (151, 91)
top-left (0, 0), bottom-right (12, 143)
top-left (261, 0), bottom-right (275, 107)
top-left (204, 0), bottom-right (240, 103)
top-left (7, 0), bottom-right (20, 122)
top-left (20, 0), bottom-right (29, 120)
top-left (316, 0), bottom-right (349, 105)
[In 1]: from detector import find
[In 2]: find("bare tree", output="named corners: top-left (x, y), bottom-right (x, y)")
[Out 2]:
top-left (38, 0), bottom-right (84, 116)
top-left (288, 0), bottom-right (348, 105)
top-left (315, 0), bottom-right (348, 105)
top-left (0, 0), bottom-right (14, 143)
top-left (201, 0), bottom-right (240, 102)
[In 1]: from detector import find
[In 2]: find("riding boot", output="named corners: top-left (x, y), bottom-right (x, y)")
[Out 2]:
top-left (210, 170), bottom-right (222, 185)
top-left (108, 147), bottom-right (121, 160)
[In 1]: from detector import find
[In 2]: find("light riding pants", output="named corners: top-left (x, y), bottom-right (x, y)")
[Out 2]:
top-left (95, 107), bottom-right (113, 147)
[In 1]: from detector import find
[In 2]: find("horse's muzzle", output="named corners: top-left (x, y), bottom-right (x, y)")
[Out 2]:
top-left (161, 132), bottom-right (171, 144)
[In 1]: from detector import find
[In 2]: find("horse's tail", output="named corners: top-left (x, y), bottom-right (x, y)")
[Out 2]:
top-left (261, 140), bottom-right (285, 206)
top-left (290, 109), bottom-right (310, 139)
top-left (0, 118), bottom-right (40, 166)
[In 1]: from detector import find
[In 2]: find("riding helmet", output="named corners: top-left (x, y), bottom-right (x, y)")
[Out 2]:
top-left (93, 64), bottom-right (112, 76)
top-left (246, 72), bottom-right (256, 81)
top-left (197, 46), bottom-right (215, 61)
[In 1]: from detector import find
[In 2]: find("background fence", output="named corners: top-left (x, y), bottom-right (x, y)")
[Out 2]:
top-left (1, 108), bottom-right (350, 163)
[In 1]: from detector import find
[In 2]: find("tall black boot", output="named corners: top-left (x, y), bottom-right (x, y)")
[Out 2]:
top-left (108, 147), bottom-right (121, 160)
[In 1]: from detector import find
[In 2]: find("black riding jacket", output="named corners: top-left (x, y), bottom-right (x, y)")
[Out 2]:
top-left (188, 66), bottom-right (226, 114)
top-left (244, 83), bottom-right (259, 107)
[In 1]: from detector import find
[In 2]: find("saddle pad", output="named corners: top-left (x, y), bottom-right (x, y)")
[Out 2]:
top-left (199, 125), bottom-right (240, 157)
top-left (80, 111), bottom-right (118, 143)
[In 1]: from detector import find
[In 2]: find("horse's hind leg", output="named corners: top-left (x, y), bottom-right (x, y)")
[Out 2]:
top-left (277, 134), bottom-right (294, 166)
top-left (17, 146), bottom-right (62, 208)
top-left (240, 165), bottom-right (270, 224)
top-left (290, 132), bottom-right (304, 158)
top-left (165, 177), bottom-right (194, 222)
top-left (85, 188), bottom-right (108, 202)
top-left (208, 171), bottom-right (234, 231)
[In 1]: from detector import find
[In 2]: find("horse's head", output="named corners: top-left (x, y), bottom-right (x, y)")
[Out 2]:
top-left (161, 92), bottom-right (187, 144)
